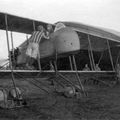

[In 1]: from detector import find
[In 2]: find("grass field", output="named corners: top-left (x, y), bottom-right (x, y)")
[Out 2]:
top-left (0, 73), bottom-right (119, 120)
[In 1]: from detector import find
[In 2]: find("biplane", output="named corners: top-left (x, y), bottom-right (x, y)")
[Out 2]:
top-left (0, 12), bottom-right (120, 103)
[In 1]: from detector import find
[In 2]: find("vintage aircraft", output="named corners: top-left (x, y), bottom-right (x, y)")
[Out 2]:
top-left (0, 12), bottom-right (120, 70)
top-left (0, 12), bottom-right (120, 104)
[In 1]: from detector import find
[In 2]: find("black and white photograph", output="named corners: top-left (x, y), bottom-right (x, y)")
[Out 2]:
top-left (0, 0), bottom-right (120, 119)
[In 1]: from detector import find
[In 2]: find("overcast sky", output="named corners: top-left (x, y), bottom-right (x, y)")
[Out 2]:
top-left (0, 0), bottom-right (120, 59)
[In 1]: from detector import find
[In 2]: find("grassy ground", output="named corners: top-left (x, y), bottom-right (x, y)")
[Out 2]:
top-left (0, 76), bottom-right (120, 120)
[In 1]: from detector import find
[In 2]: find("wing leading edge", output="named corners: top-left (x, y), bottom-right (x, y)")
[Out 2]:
top-left (0, 12), bottom-right (50, 34)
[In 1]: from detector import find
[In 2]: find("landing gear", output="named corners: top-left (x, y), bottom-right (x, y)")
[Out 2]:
top-left (0, 87), bottom-right (27, 109)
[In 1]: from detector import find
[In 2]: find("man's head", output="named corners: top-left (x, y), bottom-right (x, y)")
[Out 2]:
top-left (85, 64), bottom-right (88, 67)
top-left (37, 25), bottom-right (44, 31)
top-left (47, 24), bottom-right (53, 33)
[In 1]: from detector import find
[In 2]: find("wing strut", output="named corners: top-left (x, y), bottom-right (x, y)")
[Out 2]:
top-left (72, 55), bottom-right (86, 95)
top-left (107, 39), bottom-right (115, 71)
top-left (10, 31), bottom-right (16, 67)
top-left (5, 14), bottom-right (19, 100)
top-left (87, 34), bottom-right (95, 70)
top-left (69, 56), bottom-right (74, 70)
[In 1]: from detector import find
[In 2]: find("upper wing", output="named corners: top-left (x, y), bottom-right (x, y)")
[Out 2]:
top-left (0, 12), bottom-right (50, 34)
top-left (63, 22), bottom-right (120, 43)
